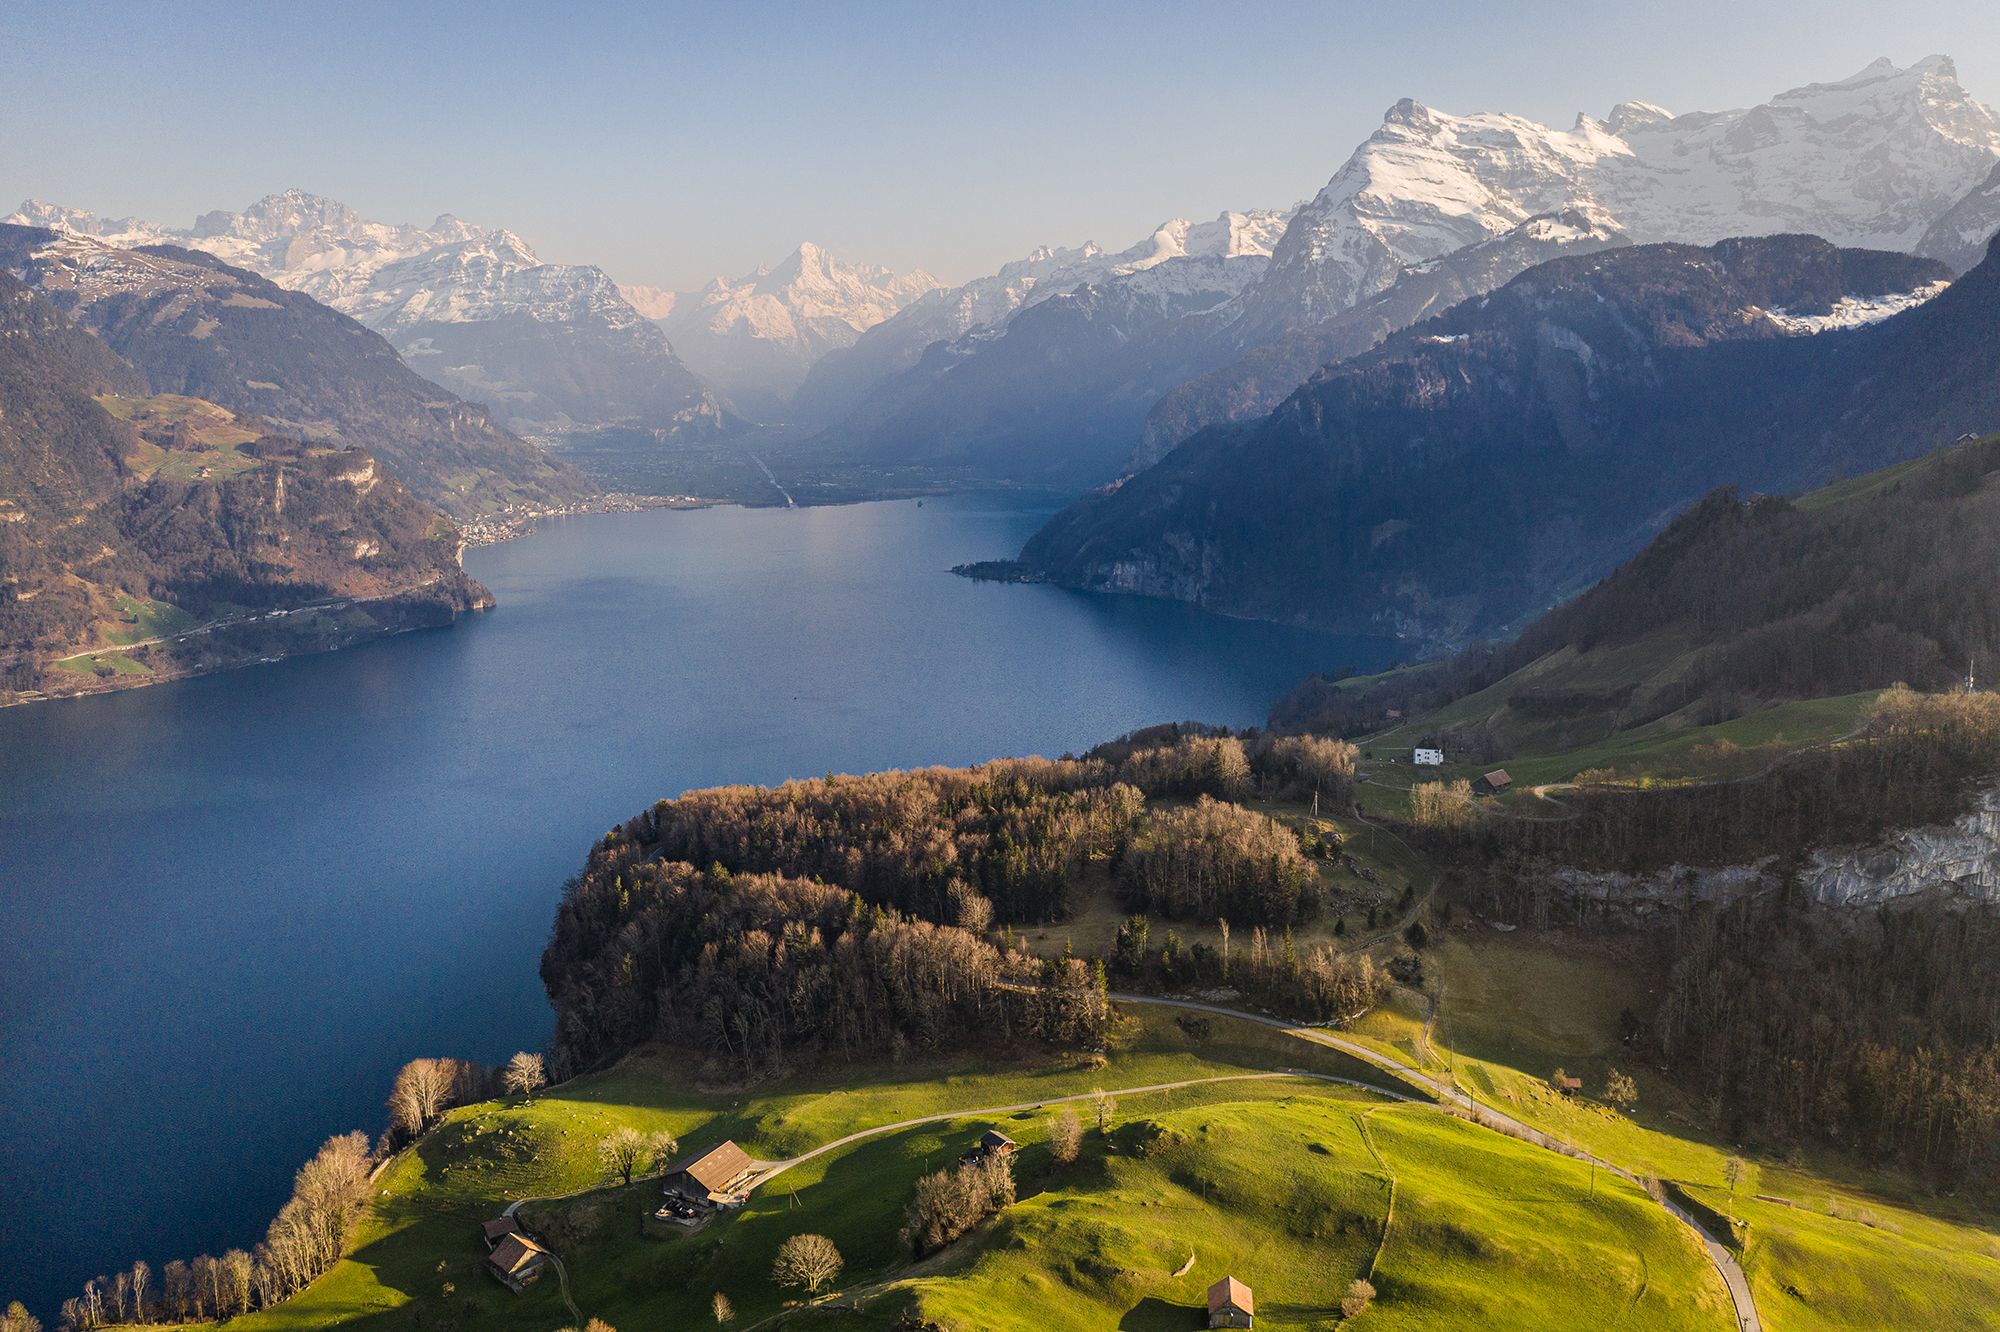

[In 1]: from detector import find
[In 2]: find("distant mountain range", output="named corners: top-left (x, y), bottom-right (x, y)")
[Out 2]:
top-left (805, 56), bottom-right (2000, 488)
top-left (0, 223), bottom-right (592, 519)
top-left (5, 192), bottom-right (728, 440)
top-left (1005, 233), bottom-right (1971, 644)
top-left (627, 243), bottom-right (940, 421)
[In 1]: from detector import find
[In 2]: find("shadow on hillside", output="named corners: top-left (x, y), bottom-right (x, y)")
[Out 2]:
top-left (1119, 1294), bottom-right (1201, 1330)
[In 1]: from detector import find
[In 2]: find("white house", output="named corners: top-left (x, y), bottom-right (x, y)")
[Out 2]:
top-left (1413, 747), bottom-right (1444, 766)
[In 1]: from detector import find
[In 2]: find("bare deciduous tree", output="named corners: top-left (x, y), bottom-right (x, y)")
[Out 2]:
top-left (1091, 1089), bottom-right (1116, 1134)
top-left (712, 1291), bottom-right (735, 1324)
top-left (388, 1058), bottom-right (458, 1138)
top-left (504, 1051), bottom-right (547, 1101)
top-left (1342, 1277), bottom-right (1376, 1319)
top-left (771, 1233), bottom-right (844, 1301)
top-left (599, 1126), bottom-right (647, 1186)
top-left (1048, 1107), bottom-right (1083, 1166)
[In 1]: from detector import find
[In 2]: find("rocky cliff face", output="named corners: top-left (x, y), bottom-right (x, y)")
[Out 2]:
top-left (1537, 781), bottom-right (2000, 918)
top-left (1801, 784), bottom-right (2000, 906)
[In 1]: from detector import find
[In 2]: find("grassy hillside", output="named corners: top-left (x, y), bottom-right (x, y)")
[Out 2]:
top-left (223, 928), bottom-right (2000, 1331)
top-left (1351, 928), bottom-right (2000, 1332)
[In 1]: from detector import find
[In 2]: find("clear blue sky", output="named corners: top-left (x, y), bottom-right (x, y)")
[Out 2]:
top-left (5, 0), bottom-right (1999, 289)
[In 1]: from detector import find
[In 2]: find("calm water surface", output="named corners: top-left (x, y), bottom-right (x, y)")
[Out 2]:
top-left (0, 494), bottom-right (1398, 1311)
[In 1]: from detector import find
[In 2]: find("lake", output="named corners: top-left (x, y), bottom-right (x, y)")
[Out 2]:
top-left (0, 494), bottom-right (1400, 1313)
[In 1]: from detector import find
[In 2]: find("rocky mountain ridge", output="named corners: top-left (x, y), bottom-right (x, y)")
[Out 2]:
top-left (6, 191), bottom-right (727, 439)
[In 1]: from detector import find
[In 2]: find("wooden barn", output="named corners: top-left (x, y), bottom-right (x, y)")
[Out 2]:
top-left (662, 1140), bottom-right (758, 1207)
top-left (1473, 768), bottom-right (1513, 795)
top-left (1208, 1275), bottom-right (1254, 1328)
top-left (486, 1232), bottom-right (551, 1292)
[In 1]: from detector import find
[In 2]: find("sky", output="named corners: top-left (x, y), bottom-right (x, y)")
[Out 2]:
top-left (6, 0), bottom-right (2000, 290)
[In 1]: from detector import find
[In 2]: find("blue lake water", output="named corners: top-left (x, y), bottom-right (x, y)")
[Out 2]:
top-left (0, 494), bottom-right (1400, 1312)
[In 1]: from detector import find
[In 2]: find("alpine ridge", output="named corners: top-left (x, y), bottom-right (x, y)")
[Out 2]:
top-left (6, 191), bottom-right (730, 441)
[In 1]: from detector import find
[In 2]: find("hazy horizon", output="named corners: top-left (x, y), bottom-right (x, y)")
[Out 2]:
top-left (7, 0), bottom-right (2000, 291)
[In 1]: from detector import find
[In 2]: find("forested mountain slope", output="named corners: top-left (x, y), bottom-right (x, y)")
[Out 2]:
top-left (1014, 235), bottom-right (1963, 644)
top-left (1274, 434), bottom-right (2000, 756)
top-left (0, 271), bottom-right (484, 701)
top-left (0, 223), bottom-right (593, 519)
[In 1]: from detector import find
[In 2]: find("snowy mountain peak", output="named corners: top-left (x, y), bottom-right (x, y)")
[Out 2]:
top-left (2, 192), bottom-right (723, 435)
top-left (652, 243), bottom-right (945, 415)
top-left (1238, 56), bottom-right (2000, 335)
top-left (1606, 101), bottom-right (1673, 133)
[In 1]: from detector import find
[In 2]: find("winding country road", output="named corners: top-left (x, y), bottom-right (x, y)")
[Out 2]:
top-left (510, 993), bottom-right (1756, 1330)
top-left (1107, 991), bottom-right (1760, 1332)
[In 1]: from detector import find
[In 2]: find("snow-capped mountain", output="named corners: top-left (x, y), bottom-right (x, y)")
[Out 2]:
top-left (0, 220), bottom-right (593, 518)
top-left (1237, 55), bottom-right (2000, 337)
top-left (5, 191), bottom-right (727, 438)
top-left (1135, 206), bottom-right (1630, 468)
top-left (791, 209), bottom-right (1289, 426)
top-left (641, 242), bottom-right (940, 420)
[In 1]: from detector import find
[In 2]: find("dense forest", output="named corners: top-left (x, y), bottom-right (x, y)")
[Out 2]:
top-left (541, 858), bottom-right (1109, 1075)
top-left (1432, 689), bottom-right (2000, 889)
top-left (542, 730), bottom-right (1361, 1072)
top-left (1655, 893), bottom-right (2000, 1183)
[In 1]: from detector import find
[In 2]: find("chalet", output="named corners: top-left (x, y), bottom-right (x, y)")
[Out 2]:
top-left (662, 1140), bottom-right (758, 1207)
top-left (486, 1232), bottom-right (551, 1292)
top-left (479, 1213), bottom-right (524, 1250)
top-left (1207, 1275), bottom-right (1254, 1329)
top-left (963, 1128), bottom-right (1018, 1165)
top-left (1412, 747), bottom-right (1443, 766)
top-left (1473, 768), bottom-right (1513, 796)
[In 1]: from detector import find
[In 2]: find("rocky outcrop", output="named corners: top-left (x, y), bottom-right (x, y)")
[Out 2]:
top-left (1537, 780), bottom-right (2000, 917)
top-left (1800, 783), bottom-right (2000, 906)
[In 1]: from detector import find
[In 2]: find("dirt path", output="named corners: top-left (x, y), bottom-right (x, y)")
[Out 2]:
top-left (747, 1068), bottom-right (1416, 1188)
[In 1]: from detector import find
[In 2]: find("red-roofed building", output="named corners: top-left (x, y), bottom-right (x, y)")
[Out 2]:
top-left (1208, 1275), bottom-right (1254, 1328)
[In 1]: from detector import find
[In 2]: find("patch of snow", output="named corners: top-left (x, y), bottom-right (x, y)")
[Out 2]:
top-left (1764, 280), bottom-right (1951, 333)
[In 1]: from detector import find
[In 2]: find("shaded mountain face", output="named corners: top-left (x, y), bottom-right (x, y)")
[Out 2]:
top-left (0, 271), bottom-right (484, 700)
top-left (800, 252), bottom-right (1277, 489)
top-left (6, 191), bottom-right (728, 439)
top-left (1273, 434), bottom-right (2000, 750)
top-left (643, 242), bottom-right (940, 421)
top-left (0, 224), bottom-right (592, 519)
top-left (1013, 235), bottom-right (1961, 645)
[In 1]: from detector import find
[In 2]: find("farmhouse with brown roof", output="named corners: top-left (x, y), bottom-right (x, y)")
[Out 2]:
top-left (663, 1140), bottom-right (758, 1206)
top-left (1473, 768), bottom-right (1513, 795)
top-left (1208, 1275), bottom-right (1254, 1328)
top-left (486, 1231), bottom-right (551, 1292)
